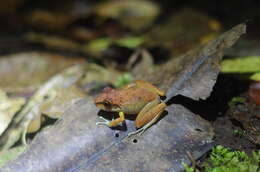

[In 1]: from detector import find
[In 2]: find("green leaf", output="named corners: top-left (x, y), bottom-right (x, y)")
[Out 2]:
top-left (87, 38), bottom-right (111, 53)
top-left (250, 72), bottom-right (260, 81)
top-left (116, 36), bottom-right (144, 48)
top-left (221, 56), bottom-right (260, 73)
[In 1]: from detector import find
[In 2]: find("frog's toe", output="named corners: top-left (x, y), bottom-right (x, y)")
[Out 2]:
top-left (138, 129), bottom-right (146, 136)
top-left (98, 116), bottom-right (110, 121)
top-left (96, 116), bottom-right (110, 126)
top-left (127, 128), bottom-right (144, 137)
top-left (96, 121), bottom-right (109, 126)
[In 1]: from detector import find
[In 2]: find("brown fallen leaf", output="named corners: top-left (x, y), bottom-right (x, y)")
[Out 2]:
top-left (0, 65), bottom-right (86, 151)
top-left (0, 0), bottom-right (27, 14)
top-left (0, 89), bottom-right (25, 136)
top-left (95, 0), bottom-right (160, 31)
top-left (40, 85), bottom-right (86, 119)
top-left (145, 8), bottom-right (222, 55)
top-left (228, 100), bottom-right (259, 131)
top-left (249, 82), bottom-right (260, 105)
top-left (25, 0), bottom-right (91, 32)
top-left (1, 23), bottom-right (246, 172)
top-left (26, 10), bottom-right (75, 32)
top-left (78, 63), bottom-right (121, 86)
top-left (228, 98), bottom-right (260, 145)
top-left (25, 32), bottom-right (81, 52)
top-left (142, 23), bottom-right (246, 101)
top-left (0, 52), bottom-right (84, 94)
top-left (27, 85), bottom-right (87, 134)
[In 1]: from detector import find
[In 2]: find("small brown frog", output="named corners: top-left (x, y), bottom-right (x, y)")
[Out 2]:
top-left (95, 80), bottom-right (166, 136)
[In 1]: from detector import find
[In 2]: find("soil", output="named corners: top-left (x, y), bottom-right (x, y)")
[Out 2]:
top-left (194, 74), bottom-right (259, 153)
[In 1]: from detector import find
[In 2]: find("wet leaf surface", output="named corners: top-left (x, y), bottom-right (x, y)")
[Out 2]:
top-left (0, 100), bottom-right (213, 172)
top-left (0, 24), bottom-right (246, 172)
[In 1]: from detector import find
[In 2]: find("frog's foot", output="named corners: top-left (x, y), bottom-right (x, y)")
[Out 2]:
top-left (128, 109), bottom-right (164, 137)
top-left (127, 120), bottom-right (152, 137)
top-left (96, 116), bottom-right (111, 127)
top-left (127, 127), bottom-right (146, 137)
top-left (96, 112), bottom-right (126, 127)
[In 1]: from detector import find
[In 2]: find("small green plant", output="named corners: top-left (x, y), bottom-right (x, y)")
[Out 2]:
top-left (203, 145), bottom-right (260, 172)
top-left (114, 73), bottom-right (133, 88)
top-left (220, 56), bottom-right (260, 81)
top-left (228, 96), bottom-right (246, 107)
top-left (233, 129), bottom-right (245, 136)
top-left (182, 162), bottom-right (195, 172)
top-left (183, 145), bottom-right (260, 172)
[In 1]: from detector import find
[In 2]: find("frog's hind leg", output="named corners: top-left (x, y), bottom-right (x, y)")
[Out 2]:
top-left (96, 112), bottom-right (125, 127)
top-left (128, 100), bottom-right (166, 137)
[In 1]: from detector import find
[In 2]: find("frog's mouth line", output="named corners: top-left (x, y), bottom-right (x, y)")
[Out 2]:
top-left (95, 102), bottom-right (121, 112)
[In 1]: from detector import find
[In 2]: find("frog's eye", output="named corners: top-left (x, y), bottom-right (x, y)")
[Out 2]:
top-left (103, 101), bottom-right (112, 107)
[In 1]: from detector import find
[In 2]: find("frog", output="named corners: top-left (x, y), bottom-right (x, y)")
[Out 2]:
top-left (94, 80), bottom-right (166, 136)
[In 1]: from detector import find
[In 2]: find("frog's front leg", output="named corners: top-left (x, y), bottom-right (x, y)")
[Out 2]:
top-left (128, 98), bottom-right (166, 137)
top-left (96, 111), bottom-right (125, 127)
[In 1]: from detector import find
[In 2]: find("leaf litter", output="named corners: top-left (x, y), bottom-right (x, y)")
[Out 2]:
top-left (0, 24), bottom-right (246, 172)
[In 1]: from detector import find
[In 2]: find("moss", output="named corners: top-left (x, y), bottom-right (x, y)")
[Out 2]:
top-left (0, 146), bottom-right (27, 167)
top-left (184, 145), bottom-right (260, 172)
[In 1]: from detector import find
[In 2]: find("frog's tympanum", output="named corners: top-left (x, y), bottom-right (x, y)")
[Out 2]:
top-left (95, 80), bottom-right (166, 136)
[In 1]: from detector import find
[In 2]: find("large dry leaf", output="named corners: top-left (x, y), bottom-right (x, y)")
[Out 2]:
top-left (0, 65), bottom-right (86, 151)
top-left (41, 85), bottom-right (86, 119)
top-left (140, 23), bottom-right (246, 101)
top-left (0, 100), bottom-right (213, 172)
top-left (0, 52), bottom-right (84, 93)
top-left (1, 24), bottom-right (246, 172)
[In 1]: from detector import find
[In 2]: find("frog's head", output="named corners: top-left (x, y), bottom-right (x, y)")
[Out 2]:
top-left (94, 87), bottom-right (121, 112)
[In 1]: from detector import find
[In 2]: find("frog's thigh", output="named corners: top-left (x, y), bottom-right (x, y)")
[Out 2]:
top-left (27, 114), bottom-right (42, 133)
top-left (135, 98), bottom-right (166, 128)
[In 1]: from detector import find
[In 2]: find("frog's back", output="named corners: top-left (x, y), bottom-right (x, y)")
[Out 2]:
top-left (117, 88), bottom-right (157, 114)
